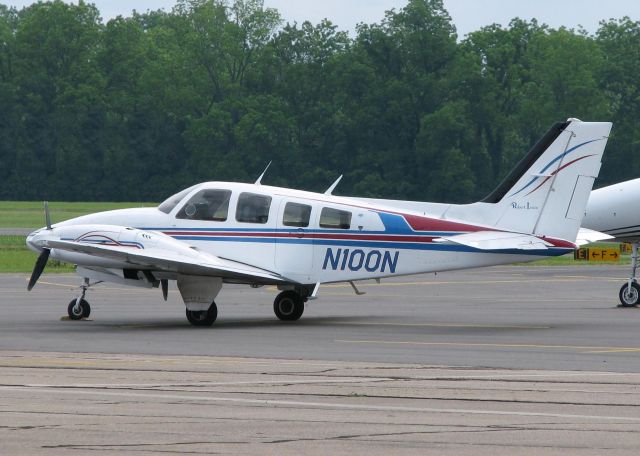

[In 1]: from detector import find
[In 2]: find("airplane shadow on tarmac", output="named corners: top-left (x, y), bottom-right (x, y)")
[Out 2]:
top-left (55, 315), bottom-right (577, 338)
top-left (68, 315), bottom-right (371, 331)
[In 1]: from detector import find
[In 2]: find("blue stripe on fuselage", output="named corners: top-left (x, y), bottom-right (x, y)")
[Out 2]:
top-left (375, 212), bottom-right (414, 234)
top-left (170, 234), bottom-right (570, 257)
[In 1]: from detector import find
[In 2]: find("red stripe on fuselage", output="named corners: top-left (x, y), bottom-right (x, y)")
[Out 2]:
top-left (402, 215), bottom-right (489, 233)
top-left (165, 231), bottom-right (439, 243)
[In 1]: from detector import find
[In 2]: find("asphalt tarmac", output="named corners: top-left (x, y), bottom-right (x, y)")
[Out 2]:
top-left (2, 265), bottom-right (640, 454)
top-left (2, 265), bottom-right (640, 371)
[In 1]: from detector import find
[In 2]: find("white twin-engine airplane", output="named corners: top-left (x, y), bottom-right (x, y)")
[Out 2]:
top-left (584, 178), bottom-right (640, 307)
top-left (26, 119), bottom-right (612, 326)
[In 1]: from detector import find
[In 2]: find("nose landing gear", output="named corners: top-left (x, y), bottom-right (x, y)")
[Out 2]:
top-left (66, 278), bottom-right (95, 320)
top-left (68, 298), bottom-right (91, 320)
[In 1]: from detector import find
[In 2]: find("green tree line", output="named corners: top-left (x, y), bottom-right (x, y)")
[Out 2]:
top-left (0, 0), bottom-right (637, 203)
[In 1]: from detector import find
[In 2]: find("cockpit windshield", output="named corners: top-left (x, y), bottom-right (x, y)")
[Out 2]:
top-left (157, 185), bottom-right (199, 214)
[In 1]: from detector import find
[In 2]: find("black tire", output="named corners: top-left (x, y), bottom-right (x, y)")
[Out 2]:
top-left (67, 298), bottom-right (90, 320)
top-left (273, 291), bottom-right (304, 321)
top-left (186, 301), bottom-right (217, 327)
top-left (619, 282), bottom-right (640, 307)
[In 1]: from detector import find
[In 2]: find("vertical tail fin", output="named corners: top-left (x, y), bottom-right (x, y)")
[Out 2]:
top-left (483, 119), bottom-right (612, 241)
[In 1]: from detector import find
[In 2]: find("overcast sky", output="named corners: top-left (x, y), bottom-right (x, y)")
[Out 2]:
top-left (3, 0), bottom-right (640, 38)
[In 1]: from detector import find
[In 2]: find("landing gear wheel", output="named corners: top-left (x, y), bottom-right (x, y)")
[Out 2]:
top-left (67, 298), bottom-right (91, 320)
top-left (186, 302), bottom-right (217, 327)
top-left (619, 282), bottom-right (640, 307)
top-left (273, 291), bottom-right (304, 321)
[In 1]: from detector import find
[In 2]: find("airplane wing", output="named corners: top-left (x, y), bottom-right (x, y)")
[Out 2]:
top-left (433, 231), bottom-right (555, 250)
top-left (46, 239), bottom-right (289, 284)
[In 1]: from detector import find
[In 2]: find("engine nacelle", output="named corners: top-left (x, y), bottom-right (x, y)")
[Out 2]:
top-left (27, 224), bottom-right (200, 270)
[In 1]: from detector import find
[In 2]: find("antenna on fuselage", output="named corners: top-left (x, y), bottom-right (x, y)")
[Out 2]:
top-left (254, 161), bottom-right (272, 185)
top-left (324, 175), bottom-right (343, 195)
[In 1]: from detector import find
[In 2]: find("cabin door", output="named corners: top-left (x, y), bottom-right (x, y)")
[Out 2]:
top-left (274, 198), bottom-right (315, 283)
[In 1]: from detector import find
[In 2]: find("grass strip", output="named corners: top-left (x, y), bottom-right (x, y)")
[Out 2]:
top-left (0, 235), bottom-right (74, 273)
top-left (0, 201), bottom-right (154, 228)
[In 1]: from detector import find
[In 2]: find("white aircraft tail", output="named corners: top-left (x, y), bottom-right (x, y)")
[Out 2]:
top-left (479, 119), bottom-right (612, 241)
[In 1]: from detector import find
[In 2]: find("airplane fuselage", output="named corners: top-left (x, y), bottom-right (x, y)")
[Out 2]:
top-left (41, 181), bottom-right (574, 286)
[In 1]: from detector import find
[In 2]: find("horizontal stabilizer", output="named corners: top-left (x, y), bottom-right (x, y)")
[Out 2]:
top-left (575, 227), bottom-right (614, 246)
top-left (433, 231), bottom-right (554, 251)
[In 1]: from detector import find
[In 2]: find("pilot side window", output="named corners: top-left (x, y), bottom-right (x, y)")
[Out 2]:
top-left (176, 189), bottom-right (231, 221)
top-left (283, 202), bottom-right (312, 227)
top-left (236, 192), bottom-right (272, 224)
top-left (320, 207), bottom-right (351, 229)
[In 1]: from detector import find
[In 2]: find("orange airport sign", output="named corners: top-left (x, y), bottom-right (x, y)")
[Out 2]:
top-left (574, 247), bottom-right (620, 261)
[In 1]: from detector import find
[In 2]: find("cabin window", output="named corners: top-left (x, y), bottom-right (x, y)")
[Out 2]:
top-left (176, 189), bottom-right (232, 221)
top-left (236, 192), bottom-right (272, 224)
top-left (283, 202), bottom-right (312, 227)
top-left (320, 207), bottom-right (351, 229)
top-left (158, 185), bottom-right (199, 214)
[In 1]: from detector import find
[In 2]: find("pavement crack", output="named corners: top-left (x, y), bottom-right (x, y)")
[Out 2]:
top-left (266, 426), bottom-right (522, 444)
top-left (42, 441), bottom-right (245, 450)
top-left (157, 388), bottom-right (640, 408)
top-left (0, 424), bottom-right (62, 430)
top-left (262, 368), bottom-right (339, 375)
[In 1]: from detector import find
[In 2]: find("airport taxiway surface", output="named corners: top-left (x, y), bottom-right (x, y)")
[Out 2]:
top-left (2, 265), bottom-right (640, 371)
top-left (1, 351), bottom-right (640, 455)
top-left (3, 265), bottom-right (640, 454)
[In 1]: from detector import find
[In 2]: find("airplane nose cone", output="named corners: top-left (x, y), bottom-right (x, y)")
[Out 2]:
top-left (26, 231), bottom-right (39, 252)
top-left (26, 229), bottom-right (48, 253)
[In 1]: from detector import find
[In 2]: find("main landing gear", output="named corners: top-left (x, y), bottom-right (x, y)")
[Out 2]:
top-left (619, 243), bottom-right (640, 307)
top-left (186, 302), bottom-right (218, 327)
top-left (61, 278), bottom-right (309, 326)
top-left (185, 289), bottom-right (307, 327)
top-left (273, 290), bottom-right (306, 321)
top-left (67, 278), bottom-right (93, 320)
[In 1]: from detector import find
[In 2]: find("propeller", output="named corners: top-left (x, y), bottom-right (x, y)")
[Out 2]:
top-left (27, 248), bottom-right (50, 291)
top-left (27, 201), bottom-right (52, 291)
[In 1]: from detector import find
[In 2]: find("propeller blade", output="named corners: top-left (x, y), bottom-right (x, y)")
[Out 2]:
top-left (161, 279), bottom-right (168, 301)
top-left (44, 201), bottom-right (51, 230)
top-left (27, 248), bottom-right (50, 291)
